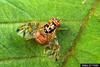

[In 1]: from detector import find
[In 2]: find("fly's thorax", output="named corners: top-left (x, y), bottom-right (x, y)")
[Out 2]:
top-left (46, 32), bottom-right (56, 42)
top-left (34, 27), bottom-right (56, 45)
top-left (38, 28), bottom-right (56, 42)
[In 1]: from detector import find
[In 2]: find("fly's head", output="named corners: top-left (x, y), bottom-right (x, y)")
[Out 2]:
top-left (44, 18), bottom-right (61, 34)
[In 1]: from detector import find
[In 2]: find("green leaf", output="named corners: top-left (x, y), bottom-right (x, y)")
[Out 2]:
top-left (0, 21), bottom-right (81, 66)
top-left (0, 0), bottom-right (95, 22)
top-left (0, 57), bottom-right (59, 67)
top-left (0, 0), bottom-right (98, 67)
top-left (64, 15), bottom-right (100, 67)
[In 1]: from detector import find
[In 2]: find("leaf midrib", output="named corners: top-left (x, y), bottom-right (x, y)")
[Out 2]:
top-left (61, 0), bottom-right (100, 67)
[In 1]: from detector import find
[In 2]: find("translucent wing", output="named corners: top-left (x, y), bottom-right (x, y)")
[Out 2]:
top-left (16, 23), bottom-right (39, 40)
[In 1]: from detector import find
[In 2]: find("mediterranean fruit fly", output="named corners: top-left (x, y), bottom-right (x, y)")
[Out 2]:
top-left (16, 18), bottom-right (61, 61)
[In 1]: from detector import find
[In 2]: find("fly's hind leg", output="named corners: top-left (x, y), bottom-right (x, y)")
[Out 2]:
top-left (44, 38), bottom-right (60, 61)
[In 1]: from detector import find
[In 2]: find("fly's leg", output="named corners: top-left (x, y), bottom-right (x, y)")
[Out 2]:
top-left (44, 38), bottom-right (60, 61)
top-left (51, 39), bottom-right (60, 61)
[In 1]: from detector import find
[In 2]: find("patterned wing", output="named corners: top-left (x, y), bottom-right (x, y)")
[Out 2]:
top-left (16, 23), bottom-right (38, 40)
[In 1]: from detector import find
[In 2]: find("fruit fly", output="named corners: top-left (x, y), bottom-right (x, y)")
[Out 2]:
top-left (16, 18), bottom-right (61, 61)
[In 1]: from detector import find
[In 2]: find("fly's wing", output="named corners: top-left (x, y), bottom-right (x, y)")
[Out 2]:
top-left (16, 23), bottom-right (39, 40)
